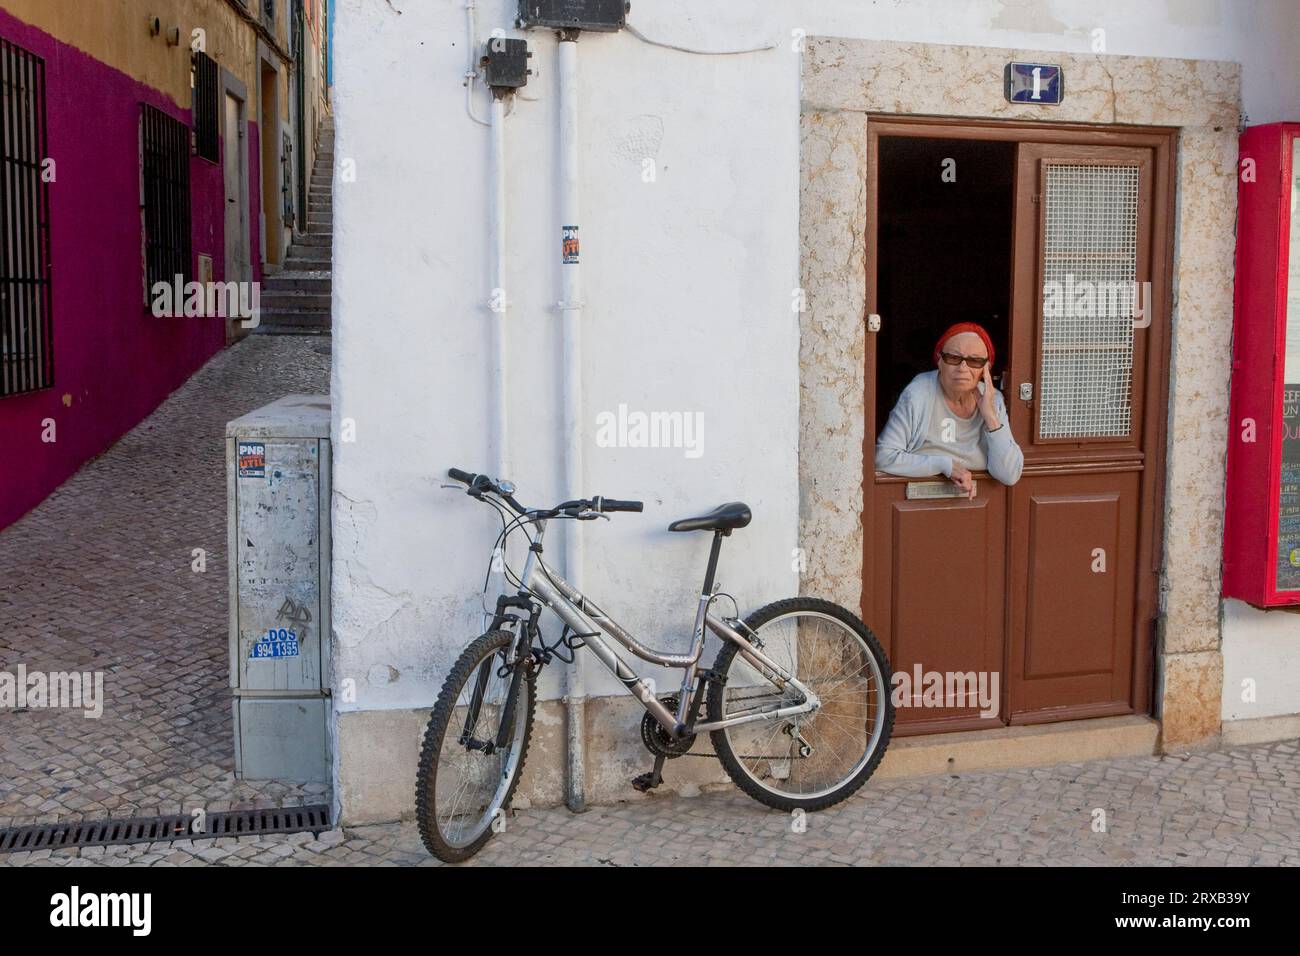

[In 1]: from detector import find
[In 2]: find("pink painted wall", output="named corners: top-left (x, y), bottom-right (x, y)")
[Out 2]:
top-left (0, 9), bottom-right (261, 529)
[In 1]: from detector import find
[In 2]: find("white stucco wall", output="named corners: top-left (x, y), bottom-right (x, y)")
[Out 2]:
top-left (331, 0), bottom-right (1300, 729)
top-left (1222, 599), bottom-right (1300, 721)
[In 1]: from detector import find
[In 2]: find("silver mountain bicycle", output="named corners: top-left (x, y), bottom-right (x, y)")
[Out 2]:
top-left (415, 468), bottom-right (894, 862)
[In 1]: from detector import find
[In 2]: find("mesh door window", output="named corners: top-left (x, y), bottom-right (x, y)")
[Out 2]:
top-left (1038, 163), bottom-right (1140, 439)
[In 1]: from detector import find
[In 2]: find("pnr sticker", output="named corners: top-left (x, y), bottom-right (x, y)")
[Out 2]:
top-left (562, 225), bottom-right (579, 264)
top-left (250, 627), bottom-right (300, 659)
top-left (238, 441), bottom-right (266, 478)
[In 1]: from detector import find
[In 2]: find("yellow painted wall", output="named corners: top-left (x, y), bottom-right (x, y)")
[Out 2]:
top-left (2, 0), bottom-right (255, 108)
top-left (0, 0), bottom-right (331, 260)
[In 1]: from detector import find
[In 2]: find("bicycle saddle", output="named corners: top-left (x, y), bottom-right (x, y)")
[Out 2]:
top-left (668, 502), bottom-right (752, 533)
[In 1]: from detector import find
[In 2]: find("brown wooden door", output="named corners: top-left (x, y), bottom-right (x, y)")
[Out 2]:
top-left (1003, 143), bottom-right (1158, 722)
top-left (863, 119), bottom-right (1171, 737)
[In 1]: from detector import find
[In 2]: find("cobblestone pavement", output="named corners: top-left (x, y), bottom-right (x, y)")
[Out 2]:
top-left (5, 739), bottom-right (1298, 866)
top-left (0, 336), bottom-right (330, 826)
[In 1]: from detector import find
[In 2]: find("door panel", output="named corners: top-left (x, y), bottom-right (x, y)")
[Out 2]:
top-left (224, 93), bottom-right (249, 285)
top-left (1009, 144), bottom-right (1153, 458)
top-left (1005, 142), bottom-right (1152, 722)
top-left (1007, 474), bottom-right (1139, 720)
top-left (872, 481), bottom-right (1007, 732)
top-left (1024, 493), bottom-right (1120, 678)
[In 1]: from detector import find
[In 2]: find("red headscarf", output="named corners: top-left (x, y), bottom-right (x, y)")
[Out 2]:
top-left (933, 322), bottom-right (995, 367)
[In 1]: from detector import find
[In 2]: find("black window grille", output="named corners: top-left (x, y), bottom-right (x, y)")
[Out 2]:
top-left (140, 103), bottom-right (191, 298)
top-left (192, 51), bottom-right (219, 164)
top-left (0, 37), bottom-right (54, 399)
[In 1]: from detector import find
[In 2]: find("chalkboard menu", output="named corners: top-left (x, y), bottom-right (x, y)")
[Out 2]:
top-left (1277, 384), bottom-right (1300, 590)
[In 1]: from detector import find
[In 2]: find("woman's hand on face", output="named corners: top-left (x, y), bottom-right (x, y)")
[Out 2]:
top-left (950, 461), bottom-right (976, 499)
top-left (978, 364), bottom-right (1001, 429)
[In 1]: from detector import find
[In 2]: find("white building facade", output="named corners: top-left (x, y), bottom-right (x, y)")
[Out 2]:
top-left (329, 0), bottom-right (1300, 823)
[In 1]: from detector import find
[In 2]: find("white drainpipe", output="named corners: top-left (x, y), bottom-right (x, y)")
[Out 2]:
top-left (489, 92), bottom-right (509, 481)
top-left (558, 33), bottom-right (586, 813)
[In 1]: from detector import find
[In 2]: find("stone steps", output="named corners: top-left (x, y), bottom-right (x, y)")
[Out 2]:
top-left (253, 115), bottom-right (335, 336)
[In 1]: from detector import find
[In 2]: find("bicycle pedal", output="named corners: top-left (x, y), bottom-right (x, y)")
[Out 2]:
top-left (630, 771), bottom-right (662, 793)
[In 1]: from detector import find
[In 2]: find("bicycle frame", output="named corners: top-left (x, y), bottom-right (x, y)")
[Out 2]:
top-left (516, 518), bottom-right (821, 738)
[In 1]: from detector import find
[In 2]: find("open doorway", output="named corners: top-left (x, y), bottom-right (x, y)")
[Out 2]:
top-left (865, 118), bottom-right (1174, 736)
top-left (875, 136), bottom-right (1014, 434)
top-left (260, 59), bottom-right (282, 268)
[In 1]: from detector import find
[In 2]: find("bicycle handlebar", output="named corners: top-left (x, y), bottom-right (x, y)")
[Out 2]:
top-left (594, 497), bottom-right (644, 513)
top-left (447, 468), bottom-right (643, 517)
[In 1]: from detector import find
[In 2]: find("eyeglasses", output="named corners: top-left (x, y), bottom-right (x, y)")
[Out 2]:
top-left (940, 352), bottom-right (989, 370)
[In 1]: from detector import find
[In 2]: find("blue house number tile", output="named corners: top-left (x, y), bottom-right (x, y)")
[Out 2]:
top-left (1006, 62), bottom-right (1062, 104)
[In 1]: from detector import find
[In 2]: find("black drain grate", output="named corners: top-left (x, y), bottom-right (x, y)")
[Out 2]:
top-left (0, 804), bottom-right (332, 854)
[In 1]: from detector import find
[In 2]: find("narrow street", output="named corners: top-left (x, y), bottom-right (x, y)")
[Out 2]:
top-left (0, 336), bottom-right (330, 826)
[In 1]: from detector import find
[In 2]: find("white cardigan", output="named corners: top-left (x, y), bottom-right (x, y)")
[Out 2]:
top-left (874, 371), bottom-right (1024, 485)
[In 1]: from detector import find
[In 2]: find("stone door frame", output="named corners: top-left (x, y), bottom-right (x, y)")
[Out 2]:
top-left (797, 37), bottom-right (1241, 749)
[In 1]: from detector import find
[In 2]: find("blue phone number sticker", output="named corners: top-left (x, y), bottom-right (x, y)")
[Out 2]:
top-left (250, 627), bottom-right (301, 659)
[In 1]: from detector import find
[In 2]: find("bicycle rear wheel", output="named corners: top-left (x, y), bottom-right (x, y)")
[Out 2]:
top-left (707, 597), bottom-right (893, 812)
top-left (415, 629), bottom-right (535, 863)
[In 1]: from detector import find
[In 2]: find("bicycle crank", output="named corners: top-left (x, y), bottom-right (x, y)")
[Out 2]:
top-left (639, 695), bottom-right (697, 759)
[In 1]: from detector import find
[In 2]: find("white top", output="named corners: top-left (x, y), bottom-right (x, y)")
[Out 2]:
top-left (914, 385), bottom-right (987, 472)
top-left (874, 371), bottom-right (1024, 485)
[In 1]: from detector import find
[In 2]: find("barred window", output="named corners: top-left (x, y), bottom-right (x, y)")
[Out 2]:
top-left (140, 104), bottom-right (192, 297)
top-left (0, 37), bottom-right (53, 399)
top-left (192, 51), bottom-right (219, 164)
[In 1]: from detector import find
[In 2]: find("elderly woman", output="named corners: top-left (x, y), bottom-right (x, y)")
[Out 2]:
top-left (875, 323), bottom-right (1023, 498)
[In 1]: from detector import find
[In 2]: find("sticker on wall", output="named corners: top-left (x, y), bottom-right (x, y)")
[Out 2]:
top-left (238, 441), bottom-right (266, 478)
top-left (562, 225), bottom-right (580, 264)
top-left (249, 627), bottom-right (301, 659)
top-left (1004, 62), bottom-right (1063, 105)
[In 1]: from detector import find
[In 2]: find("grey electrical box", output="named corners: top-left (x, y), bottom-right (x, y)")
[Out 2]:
top-left (517, 0), bottom-right (628, 32)
top-left (483, 37), bottom-right (531, 89)
top-left (226, 395), bottom-right (332, 783)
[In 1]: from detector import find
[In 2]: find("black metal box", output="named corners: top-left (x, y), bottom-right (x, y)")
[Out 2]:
top-left (517, 0), bottom-right (627, 32)
top-left (483, 38), bottom-right (531, 89)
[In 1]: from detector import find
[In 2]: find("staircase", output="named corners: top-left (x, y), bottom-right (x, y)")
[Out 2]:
top-left (257, 117), bottom-right (334, 335)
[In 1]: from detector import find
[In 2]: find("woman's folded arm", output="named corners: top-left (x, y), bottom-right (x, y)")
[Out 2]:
top-left (874, 385), bottom-right (952, 478)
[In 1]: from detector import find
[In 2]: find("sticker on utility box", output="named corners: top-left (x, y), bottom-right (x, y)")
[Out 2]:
top-left (238, 441), bottom-right (266, 478)
top-left (250, 627), bottom-right (300, 659)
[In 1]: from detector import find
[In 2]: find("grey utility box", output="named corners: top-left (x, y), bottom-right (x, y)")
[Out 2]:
top-left (226, 394), bottom-right (332, 783)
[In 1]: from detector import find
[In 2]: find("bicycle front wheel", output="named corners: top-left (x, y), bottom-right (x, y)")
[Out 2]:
top-left (415, 629), bottom-right (535, 863)
top-left (707, 598), bottom-right (893, 812)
